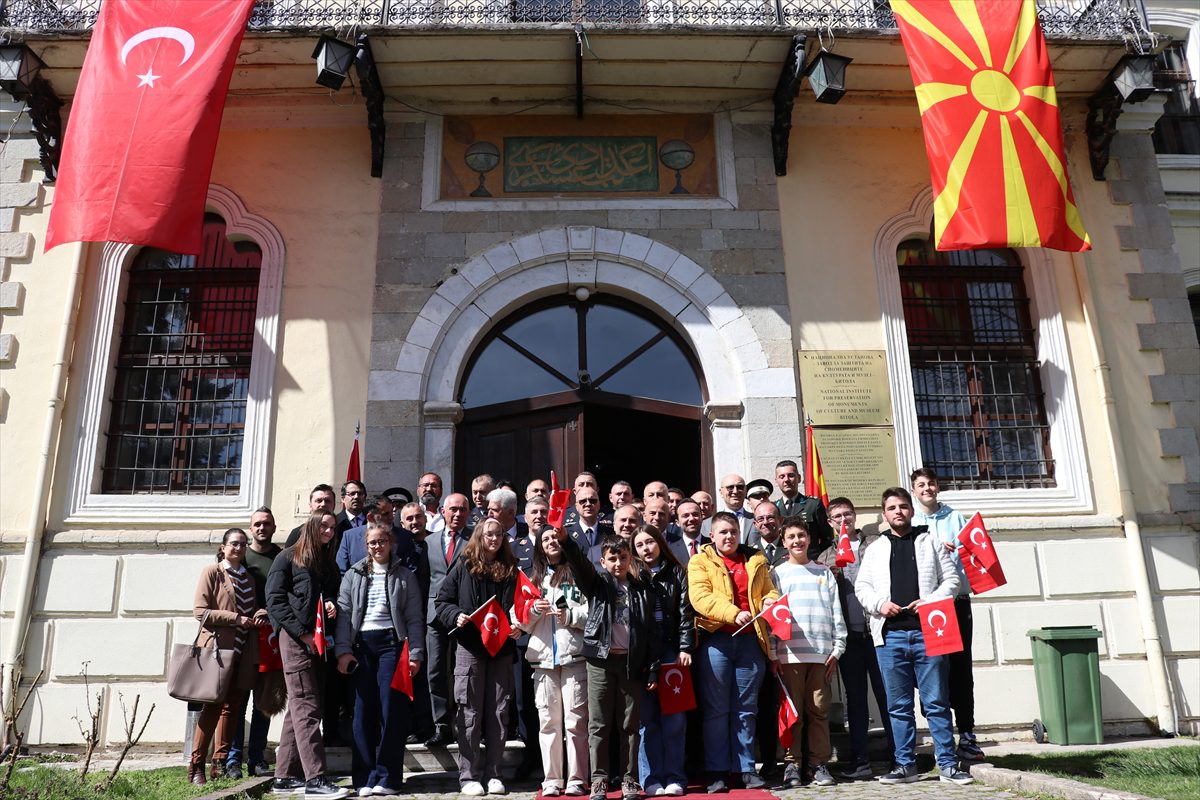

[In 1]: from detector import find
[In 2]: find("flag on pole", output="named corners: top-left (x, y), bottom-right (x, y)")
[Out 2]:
top-left (957, 512), bottom-right (1001, 571)
top-left (891, 0), bottom-right (1090, 251)
top-left (834, 520), bottom-right (856, 568)
top-left (657, 662), bottom-right (697, 715)
top-left (346, 421), bottom-right (362, 483)
top-left (919, 597), bottom-right (964, 656)
top-left (959, 546), bottom-right (1007, 594)
top-left (313, 594), bottom-right (327, 656)
top-left (765, 596), bottom-right (794, 640)
top-left (514, 570), bottom-right (542, 625)
top-left (547, 470), bottom-right (572, 529)
top-left (390, 638), bottom-right (414, 699)
top-left (46, 0), bottom-right (257, 254)
top-left (777, 676), bottom-right (800, 748)
top-left (469, 597), bottom-right (511, 657)
top-left (804, 423), bottom-right (829, 507)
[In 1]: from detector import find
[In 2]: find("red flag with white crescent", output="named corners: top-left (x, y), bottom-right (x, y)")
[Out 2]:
top-left (765, 595), bottom-right (793, 640)
top-left (919, 597), bottom-right (964, 656)
top-left (313, 593), bottom-right (327, 656)
top-left (514, 570), bottom-right (542, 624)
top-left (834, 520), bottom-right (856, 568)
top-left (892, 0), bottom-right (1090, 251)
top-left (657, 662), bottom-right (697, 715)
top-left (46, 0), bottom-right (256, 254)
top-left (257, 626), bottom-right (282, 673)
top-left (469, 597), bottom-right (511, 657)
top-left (777, 676), bottom-right (800, 748)
top-left (389, 638), bottom-right (415, 699)
top-left (957, 512), bottom-right (1001, 571)
top-left (959, 546), bottom-right (1007, 594)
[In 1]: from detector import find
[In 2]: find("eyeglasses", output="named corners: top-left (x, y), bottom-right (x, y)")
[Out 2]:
top-left (829, 512), bottom-right (856, 520)
top-left (723, 484), bottom-right (746, 491)
top-left (366, 541), bottom-right (389, 549)
top-left (578, 497), bottom-right (599, 505)
top-left (225, 541), bottom-right (247, 548)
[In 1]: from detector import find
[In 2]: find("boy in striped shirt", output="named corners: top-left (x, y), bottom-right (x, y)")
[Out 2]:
top-left (770, 518), bottom-right (846, 788)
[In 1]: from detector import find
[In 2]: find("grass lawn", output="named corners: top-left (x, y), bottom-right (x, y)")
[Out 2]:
top-left (988, 744), bottom-right (1200, 800)
top-left (2, 763), bottom-right (260, 799)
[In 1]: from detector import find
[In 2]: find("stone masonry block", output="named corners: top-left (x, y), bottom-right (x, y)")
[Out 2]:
top-left (53, 619), bottom-right (169, 679)
top-left (1, 181), bottom-right (40, 210)
top-left (1147, 535), bottom-right (1200, 592)
top-left (0, 282), bottom-right (24, 310)
top-left (1162, 349), bottom-right (1200, 375)
top-left (1169, 483), bottom-right (1200, 513)
top-left (659, 210), bottom-right (712, 229)
top-left (1148, 298), bottom-right (1195, 325)
top-left (1136, 248), bottom-right (1185, 275)
top-left (1160, 427), bottom-right (1200, 458)
top-left (19, 684), bottom-right (108, 745)
top-left (424, 233), bottom-right (466, 259)
top-left (121, 554), bottom-right (212, 613)
top-left (711, 210), bottom-right (760, 230)
top-left (608, 209), bottom-right (659, 229)
top-left (40, 554), bottom-right (119, 614)
top-left (1043, 539), bottom-right (1133, 596)
top-left (995, 602), bottom-right (1106, 661)
top-left (1104, 598), bottom-right (1146, 657)
top-left (723, 229), bottom-right (782, 250)
top-left (1158, 595), bottom-right (1200, 653)
top-left (1138, 323), bottom-right (1198, 351)
top-left (0, 333), bottom-right (15, 363)
top-left (1127, 272), bottom-right (1186, 300)
top-left (1109, 176), bottom-right (1167, 206)
top-left (731, 125), bottom-right (772, 158)
top-left (735, 183), bottom-right (778, 211)
top-left (0, 231), bottom-right (32, 259)
top-left (1150, 373), bottom-right (1193, 403)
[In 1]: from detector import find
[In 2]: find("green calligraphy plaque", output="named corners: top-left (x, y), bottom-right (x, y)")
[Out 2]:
top-left (503, 136), bottom-right (659, 193)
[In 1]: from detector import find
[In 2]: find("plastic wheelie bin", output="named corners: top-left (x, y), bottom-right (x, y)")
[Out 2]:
top-left (1027, 626), bottom-right (1104, 745)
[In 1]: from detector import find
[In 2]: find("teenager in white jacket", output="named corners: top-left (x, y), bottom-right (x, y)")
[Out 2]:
top-left (854, 487), bottom-right (972, 786)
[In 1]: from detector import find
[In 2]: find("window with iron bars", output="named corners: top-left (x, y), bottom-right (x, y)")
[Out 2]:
top-left (1152, 42), bottom-right (1200, 156)
top-left (897, 238), bottom-right (1054, 490)
top-left (102, 214), bottom-right (262, 494)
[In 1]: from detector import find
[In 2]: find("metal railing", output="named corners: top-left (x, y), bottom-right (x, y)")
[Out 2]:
top-left (0, 0), bottom-right (1147, 38)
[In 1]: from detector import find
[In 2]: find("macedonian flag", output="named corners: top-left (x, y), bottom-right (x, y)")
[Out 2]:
top-left (893, 0), bottom-right (1091, 252)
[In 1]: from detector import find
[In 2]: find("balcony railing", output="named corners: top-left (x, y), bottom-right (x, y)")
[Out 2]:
top-left (0, 0), bottom-right (1147, 39)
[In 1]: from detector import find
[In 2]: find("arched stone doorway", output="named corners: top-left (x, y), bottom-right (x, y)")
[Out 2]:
top-left (367, 225), bottom-right (801, 492)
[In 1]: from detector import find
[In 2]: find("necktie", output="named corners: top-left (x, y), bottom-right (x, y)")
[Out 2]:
top-left (586, 528), bottom-right (594, 547)
top-left (766, 544), bottom-right (775, 563)
top-left (690, 539), bottom-right (698, 556)
top-left (445, 534), bottom-right (456, 564)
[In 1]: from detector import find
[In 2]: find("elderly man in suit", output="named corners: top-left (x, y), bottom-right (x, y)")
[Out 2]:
top-left (700, 474), bottom-right (755, 541)
top-left (423, 491), bottom-right (472, 747)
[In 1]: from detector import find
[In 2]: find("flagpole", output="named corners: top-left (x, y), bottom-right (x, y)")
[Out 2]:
top-left (466, 595), bottom-right (498, 619)
top-left (733, 601), bottom-right (773, 636)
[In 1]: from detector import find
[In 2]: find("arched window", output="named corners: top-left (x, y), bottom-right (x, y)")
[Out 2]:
top-left (897, 238), bottom-right (1054, 490)
top-left (101, 214), bottom-right (262, 494)
top-left (460, 296), bottom-right (703, 409)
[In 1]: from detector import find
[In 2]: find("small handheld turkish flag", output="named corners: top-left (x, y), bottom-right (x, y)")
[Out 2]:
top-left (777, 676), bottom-right (800, 748)
top-left (765, 596), bottom-right (793, 640)
top-left (469, 597), bottom-right (512, 657)
top-left (834, 520), bottom-right (855, 568)
top-left (919, 597), bottom-right (963, 657)
top-left (957, 512), bottom-right (1000, 571)
top-left (514, 570), bottom-right (542, 625)
top-left (313, 593), bottom-right (327, 657)
top-left (958, 546), bottom-right (1007, 595)
top-left (257, 627), bottom-right (283, 673)
top-left (390, 639), bottom-right (414, 699)
top-left (657, 662), bottom-right (697, 715)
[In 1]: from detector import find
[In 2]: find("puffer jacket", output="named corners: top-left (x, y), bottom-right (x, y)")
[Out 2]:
top-left (335, 554), bottom-right (427, 662)
top-left (687, 543), bottom-right (779, 656)
top-left (854, 526), bottom-right (959, 646)
top-left (645, 559), bottom-right (696, 657)
top-left (514, 574), bottom-right (588, 668)
top-left (265, 547), bottom-right (341, 647)
top-left (574, 558), bottom-right (663, 684)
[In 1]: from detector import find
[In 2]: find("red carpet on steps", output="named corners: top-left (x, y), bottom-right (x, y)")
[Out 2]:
top-left (537, 789), bottom-right (776, 800)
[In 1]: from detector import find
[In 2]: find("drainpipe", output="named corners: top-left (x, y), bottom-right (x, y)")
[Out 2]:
top-left (1, 240), bottom-right (88, 737)
top-left (1070, 249), bottom-right (1177, 736)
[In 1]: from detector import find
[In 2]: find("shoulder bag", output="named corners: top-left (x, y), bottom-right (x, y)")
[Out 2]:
top-left (167, 611), bottom-right (235, 703)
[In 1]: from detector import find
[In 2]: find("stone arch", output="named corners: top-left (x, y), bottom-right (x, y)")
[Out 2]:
top-left (369, 225), bottom-right (799, 488)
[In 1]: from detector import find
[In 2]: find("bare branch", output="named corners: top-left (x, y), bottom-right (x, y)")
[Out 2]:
top-left (99, 692), bottom-right (155, 791)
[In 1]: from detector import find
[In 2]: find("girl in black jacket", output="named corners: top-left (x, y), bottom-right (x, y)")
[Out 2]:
top-left (433, 518), bottom-right (518, 796)
top-left (632, 525), bottom-right (695, 796)
top-left (264, 512), bottom-right (346, 798)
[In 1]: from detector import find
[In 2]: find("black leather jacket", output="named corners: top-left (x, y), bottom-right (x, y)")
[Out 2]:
top-left (574, 557), bottom-right (663, 683)
top-left (646, 559), bottom-right (696, 656)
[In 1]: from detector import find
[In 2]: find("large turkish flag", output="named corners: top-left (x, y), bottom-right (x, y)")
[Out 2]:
top-left (46, 0), bottom-right (255, 254)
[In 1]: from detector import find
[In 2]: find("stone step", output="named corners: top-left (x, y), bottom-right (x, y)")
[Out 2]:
top-left (325, 739), bottom-right (528, 775)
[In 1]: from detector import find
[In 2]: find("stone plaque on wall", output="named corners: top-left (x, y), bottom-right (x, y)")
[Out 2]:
top-left (799, 350), bottom-right (893, 426)
top-left (812, 427), bottom-right (899, 508)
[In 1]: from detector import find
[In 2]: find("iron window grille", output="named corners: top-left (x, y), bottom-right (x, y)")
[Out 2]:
top-left (897, 238), bottom-right (1055, 491)
top-left (1152, 42), bottom-right (1200, 156)
top-left (101, 214), bottom-right (262, 495)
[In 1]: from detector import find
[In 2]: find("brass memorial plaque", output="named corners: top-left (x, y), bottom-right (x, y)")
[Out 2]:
top-left (799, 351), bottom-right (894, 426)
top-left (812, 428), bottom-right (900, 509)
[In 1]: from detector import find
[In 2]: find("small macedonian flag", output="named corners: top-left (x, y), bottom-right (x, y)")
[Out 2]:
top-left (893, 0), bottom-right (1091, 252)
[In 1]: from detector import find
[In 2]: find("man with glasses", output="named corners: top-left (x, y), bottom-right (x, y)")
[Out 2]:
top-left (701, 474), bottom-right (754, 541)
top-left (567, 487), bottom-right (612, 551)
top-left (337, 480), bottom-right (368, 535)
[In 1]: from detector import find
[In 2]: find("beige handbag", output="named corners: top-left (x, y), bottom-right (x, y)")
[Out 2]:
top-left (167, 612), bottom-right (235, 703)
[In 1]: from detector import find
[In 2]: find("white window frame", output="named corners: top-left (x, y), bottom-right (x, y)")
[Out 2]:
top-left (874, 188), bottom-right (1093, 514)
top-left (63, 185), bottom-right (284, 524)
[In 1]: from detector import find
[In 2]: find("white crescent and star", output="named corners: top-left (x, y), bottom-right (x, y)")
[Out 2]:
top-left (771, 604), bottom-right (791, 623)
top-left (927, 609), bottom-right (947, 636)
top-left (120, 27), bottom-right (197, 89)
top-left (267, 631), bottom-right (279, 649)
top-left (483, 612), bottom-right (501, 634)
top-left (664, 668), bottom-right (683, 694)
top-left (520, 585), bottom-right (536, 597)
top-left (969, 528), bottom-right (989, 549)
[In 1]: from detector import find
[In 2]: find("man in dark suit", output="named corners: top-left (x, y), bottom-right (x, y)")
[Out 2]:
top-left (565, 485), bottom-right (611, 551)
top-left (700, 473), bottom-right (755, 541)
top-left (396, 500), bottom-right (434, 742)
top-left (745, 499), bottom-right (787, 565)
top-left (283, 483), bottom-right (336, 547)
top-left (469, 473), bottom-right (495, 529)
top-left (561, 471), bottom-right (599, 529)
top-left (512, 497), bottom-right (546, 573)
top-left (774, 459), bottom-right (835, 557)
top-left (423, 492), bottom-right (472, 747)
top-left (336, 479), bottom-right (368, 535)
top-left (643, 497), bottom-right (682, 541)
top-left (585, 503), bottom-right (641, 565)
top-left (335, 494), bottom-right (393, 575)
top-left (669, 499), bottom-right (709, 564)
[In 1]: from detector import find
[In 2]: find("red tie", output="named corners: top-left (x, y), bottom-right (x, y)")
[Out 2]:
top-left (690, 539), bottom-right (698, 556)
top-left (446, 534), bottom-right (456, 564)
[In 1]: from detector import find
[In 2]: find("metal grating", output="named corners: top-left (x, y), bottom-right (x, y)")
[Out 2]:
top-left (0, 0), bottom-right (1147, 38)
top-left (101, 215), bottom-right (261, 495)
top-left (898, 239), bottom-right (1055, 491)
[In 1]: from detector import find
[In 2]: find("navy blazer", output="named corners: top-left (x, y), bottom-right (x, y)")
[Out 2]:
top-left (669, 534), bottom-right (710, 565)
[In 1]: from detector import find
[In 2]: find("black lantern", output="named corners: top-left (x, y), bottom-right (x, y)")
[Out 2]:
top-left (0, 44), bottom-right (46, 98)
top-left (312, 35), bottom-right (358, 91)
top-left (1111, 55), bottom-right (1156, 104)
top-left (805, 50), bottom-right (852, 105)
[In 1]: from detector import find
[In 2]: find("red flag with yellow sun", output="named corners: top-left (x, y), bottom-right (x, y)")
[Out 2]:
top-left (893, 0), bottom-right (1091, 252)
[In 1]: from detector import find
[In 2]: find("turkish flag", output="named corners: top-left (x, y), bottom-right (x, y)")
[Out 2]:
top-left (657, 662), bottom-right (697, 716)
top-left (764, 596), bottom-right (794, 640)
top-left (514, 570), bottom-right (542, 625)
top-left (892, 0), bottom-right (1090, 251)
top-left (959, 546), bottom-right (1008, 595)
top-left (46, 0), bottom-right (256, 254)
top-left (834, 521), bottom-right (855, 568)
top-left (777, 678), bottom-right (800, 749)
top-left (390, 639), bottom-right (415, 699)
top-left (313, 593), bottom-right (327, 657)
top-left (958, 512), bottom-right (1001, 571)
top-left (919, 597), bottom-right (964, 657)
top-left (257, 626), bottom-right (282, 673)
top-left (469, 597), bottom-right (511, 657)
top-left (346, 423), bottom-right (362, 483)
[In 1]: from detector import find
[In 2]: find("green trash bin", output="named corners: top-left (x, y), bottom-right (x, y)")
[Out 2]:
top-left (1027, 626), bottom-right (1104, 745)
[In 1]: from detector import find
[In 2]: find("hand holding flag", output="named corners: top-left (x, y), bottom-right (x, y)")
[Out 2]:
top-left (514, 570), bottom-right (542, 625)
top-left (918, 597), bottom-right (964, 657)
top-left (733, 595), bottom-right (791, 638)
top-left (257, 627), bottom-right (283, 672)
top-left (834, 520), bottom-right (855, 568)
top-left (313, 593), bottom-right (327, 656)
top-left (958, 512), bottom-right (1001, 570)
top-left (959, 546), bottom-right (1007, 594)
top-left (657, 662), bottom-right (697, 715)
top-left (468, 596), bottom-right (512, 657)
top-left (547, 470), bottom-right (572, 530)
top-left (390, 639), bottom-right (415, 699)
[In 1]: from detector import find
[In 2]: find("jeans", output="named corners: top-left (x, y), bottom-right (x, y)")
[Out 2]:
top-left (637, 683), bottom-right (687, 788)
top-left (838, 630), bottom-right (894, 764)
top-left (226, 690), bottom-right (270, 769)
top-left (696, 632), bottom-right (765, 774)
top-left (350, 629), bottom-right (408, 790)
top-left (875, 629), bottom-right (956, 772)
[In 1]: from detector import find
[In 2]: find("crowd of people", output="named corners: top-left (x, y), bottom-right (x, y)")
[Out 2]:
top-left (186, 462), bottom-right (985, 799)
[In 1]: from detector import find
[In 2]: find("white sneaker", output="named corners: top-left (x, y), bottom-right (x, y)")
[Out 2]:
top-left (462, 781), bottom-right (486, 796)
top-left (372, 788), bottom-right (399, 797)
top-left (565, 781), bottom-right (588, 796)
top-left (664, 784), bottom-right (684, 796)
top-left (542, 785), bottom-right (563, 797)
top-left (487, 779), bottom-right (507, 795)
top-left (358, 790), bottom-right (373, 798)
top-left (644, 784), bottom-right (663, 797)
